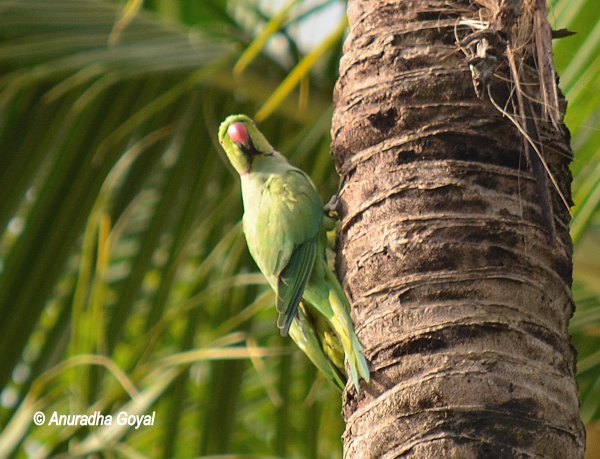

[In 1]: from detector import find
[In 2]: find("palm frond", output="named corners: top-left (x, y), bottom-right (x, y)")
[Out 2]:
top-left (0, 1), bottom-right (343, 457)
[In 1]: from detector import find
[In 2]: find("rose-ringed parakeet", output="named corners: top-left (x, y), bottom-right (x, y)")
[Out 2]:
top-left (218, 114), bottom-right (369, 391)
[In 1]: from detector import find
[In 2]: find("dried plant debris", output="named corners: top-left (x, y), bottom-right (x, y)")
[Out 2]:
top-left (455, 0), bottom-right (573, 240)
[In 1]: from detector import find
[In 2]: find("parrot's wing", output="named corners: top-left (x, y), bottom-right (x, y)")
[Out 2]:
top-left (276, 239), bottom-right (316, 335)
top-left (244, 168), bottom-right (322, 336)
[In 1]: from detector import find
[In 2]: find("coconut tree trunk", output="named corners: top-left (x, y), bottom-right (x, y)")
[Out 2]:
top-left (331, 0), bottom-right (586, 457)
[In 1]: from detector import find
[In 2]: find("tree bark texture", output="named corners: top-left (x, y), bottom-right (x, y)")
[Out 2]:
top-left (331, 0), bottom-right (585, 457)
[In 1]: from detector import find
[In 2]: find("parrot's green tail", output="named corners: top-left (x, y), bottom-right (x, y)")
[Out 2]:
top-left (327, 283), bottom-right (370, 391)
top-left (303, 266), bottom-right (370, 391)
top-left (289, 307), bottom-right (345, 391)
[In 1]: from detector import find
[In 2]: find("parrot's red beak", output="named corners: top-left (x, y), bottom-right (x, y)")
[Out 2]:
top-left (227, 122), bottom-right (250, 147)
top-left (228, 121), bottom-right (259, 158)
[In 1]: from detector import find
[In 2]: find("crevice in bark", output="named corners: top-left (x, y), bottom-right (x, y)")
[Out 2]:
top-left (332, 0), bottom-right (585, 457)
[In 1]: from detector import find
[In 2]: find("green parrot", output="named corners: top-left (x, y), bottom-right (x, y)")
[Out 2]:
top-left (218, 114), bottom-right (370, 391)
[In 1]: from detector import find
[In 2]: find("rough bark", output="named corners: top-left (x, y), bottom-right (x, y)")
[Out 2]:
top-left (331, 0), bottom-right (585, 457)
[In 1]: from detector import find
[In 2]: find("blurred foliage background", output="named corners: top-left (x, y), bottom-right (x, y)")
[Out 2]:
top-left (0, 0), bottom-right (598, 457)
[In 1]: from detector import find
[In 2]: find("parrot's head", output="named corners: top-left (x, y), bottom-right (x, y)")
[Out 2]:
top-left (218, 114), bottom-right (274, 175)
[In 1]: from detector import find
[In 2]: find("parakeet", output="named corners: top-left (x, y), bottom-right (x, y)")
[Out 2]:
top-left (218, 114), bottom-right (370, 391)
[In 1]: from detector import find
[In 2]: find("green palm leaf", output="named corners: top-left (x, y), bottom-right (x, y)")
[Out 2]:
top-left (0, 1), bottom-right (342, 457)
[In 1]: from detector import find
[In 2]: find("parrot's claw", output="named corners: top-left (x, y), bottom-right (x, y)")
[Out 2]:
top-left (324, 194), bottom-right (339, 220)
top-left (324, 194), bottom-right (340, 269)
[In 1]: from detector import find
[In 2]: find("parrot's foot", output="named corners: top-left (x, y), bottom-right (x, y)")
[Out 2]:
top-left (323, 194), bottom-right (340, 270)
top-left (323, 194), bottom-right (339, 220)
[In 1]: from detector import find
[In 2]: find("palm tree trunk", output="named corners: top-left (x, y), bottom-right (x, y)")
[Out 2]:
top-left (332, 0), bottom-right (585, 456)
